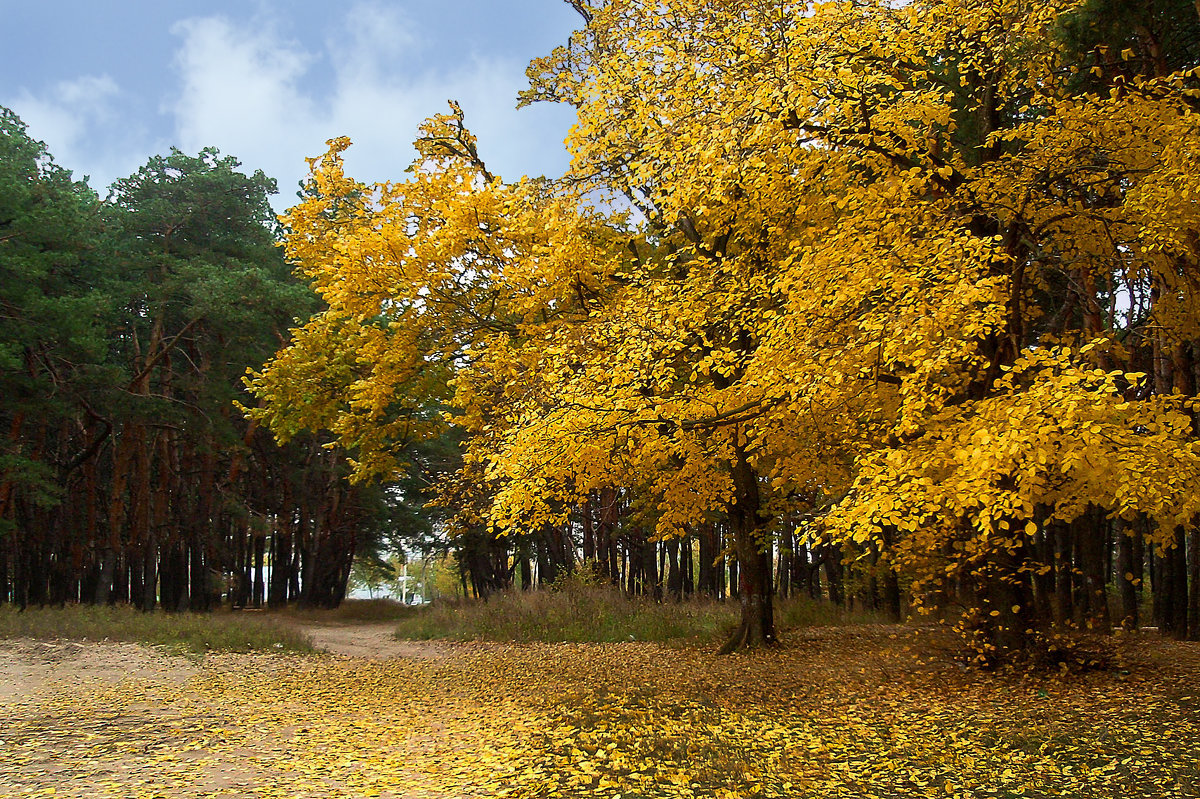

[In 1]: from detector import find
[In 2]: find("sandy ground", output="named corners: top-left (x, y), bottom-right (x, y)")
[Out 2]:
top-left (294, 621), bottom-right (448, 660)
top-left (0, 622), bottom-right (437, 706)
top-left (0, 638), bottom-right (199, 705)
top-left (0, 624), bottom-right (482, 799)
top-left (4, 623), bottom-right (1197, 798)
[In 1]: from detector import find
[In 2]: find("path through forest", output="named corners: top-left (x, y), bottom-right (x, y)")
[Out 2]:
top-left (293, 620), bottom-right (449, 660)
top-left (2, 624), bottom-right (1198, 798)
top-left (0, 622), bottom-right (511, 799)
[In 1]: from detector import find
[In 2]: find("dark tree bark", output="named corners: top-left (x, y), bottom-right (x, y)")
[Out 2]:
top-left (665, 538), bottom-right (682, 599)
top-left (681, 532), bottom-right (694, 597)
top-left (1163, 527), bottom-right (1190, 638)
top-left (697, 522), bottom-right (718, 597)
top-left (718, 442), bottom-right (775, 653)
top-left (981, 537), bottom-right (1035, 656)
top-left (582, 494), bottom-right (595, 562)
top-left (1116, 519), bottom-right (1140, 631)
top-left (1187, 526), bottom-right (1200, 641)
top-left (1032, 525), bottom-right (1055, 626)
top-left (1052, 521), bottom-right (1073, 628)
top-left (822, 544), bottom-right (844, 606)
top-left (1076, 508), bottom-right (1111, 632)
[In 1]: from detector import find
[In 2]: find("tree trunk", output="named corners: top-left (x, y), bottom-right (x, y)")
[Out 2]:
top-left (582, 494), bottom-right (595, 562)
top-left (1187, 526), bottom-right (1200, 641)
top-left (1052, 521), bottom-right (1073, 628)
top-left (877, 526), bottom-right (902, 621)
top-left (681, 533), bottom-right (694, 597)
top-left (983, 537), bottom-right (1035, 655)
top-left (718, 442), bottom-right (775, 653)
top-left (1164, 527), bottom-right (1190, 638)
top-left (697, 522), bottom-right (718, 597)
top-left (777, 529), bottom-right (792, 599)
top-left (598, 487), bottom-right (619, 584)
top-left (666, 538), bottom-right (682, 599)
top-left (1032, 525), bottom-right (1054, 626)
top-left (518, 540), bottom-right (532, 590)
top-left (1076, 508), bottom-right (1111, 632)
top-left (822, 544), bottom-right (844, 605)
top-left (644, 535), bottom-right (660, 600)
top-left (1116, 520), bottom-right (1140, 630)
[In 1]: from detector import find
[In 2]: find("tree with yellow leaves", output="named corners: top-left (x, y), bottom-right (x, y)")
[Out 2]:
top-left (253, 0), bottom-right (1200, 654)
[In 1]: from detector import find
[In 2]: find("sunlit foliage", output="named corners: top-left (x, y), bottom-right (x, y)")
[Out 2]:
top-left (251, 0), bottom-right (1200, 652)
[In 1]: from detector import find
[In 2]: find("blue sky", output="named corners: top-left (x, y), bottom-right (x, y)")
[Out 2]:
top-left (1, 1), bottom-right (582, 205)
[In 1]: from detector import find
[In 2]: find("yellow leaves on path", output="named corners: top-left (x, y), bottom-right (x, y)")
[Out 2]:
top-left (3, 629), bottom-right (1198, 798)
top-left (1, 649), bottom-right (534, 799)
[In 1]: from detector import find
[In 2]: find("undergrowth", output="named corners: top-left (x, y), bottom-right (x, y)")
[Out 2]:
top-left (393, 577), bottom-right (887, 644)
top-left (280, 598), bottom-right (416, 623)
top-left (0, 604), bottom-right (313, 655)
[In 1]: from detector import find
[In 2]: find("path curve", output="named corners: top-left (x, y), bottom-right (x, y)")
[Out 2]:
top-left (292, 621), bottom-right (448, 660)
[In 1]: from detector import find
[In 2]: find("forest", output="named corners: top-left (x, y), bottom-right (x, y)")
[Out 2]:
top-left (4, 0), bottom-right (1200, 666)
top-left (0, 110), bottom-right (395, 611)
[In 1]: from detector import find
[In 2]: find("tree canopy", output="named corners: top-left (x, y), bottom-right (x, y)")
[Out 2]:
top-left (247, 0), bottom-right (1200, 654)
top-left (0, 109), bottom-right (388, 610)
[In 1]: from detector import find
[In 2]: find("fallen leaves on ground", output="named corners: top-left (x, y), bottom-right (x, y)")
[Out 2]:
top-left (1, 626), bottom-right (1197, 798)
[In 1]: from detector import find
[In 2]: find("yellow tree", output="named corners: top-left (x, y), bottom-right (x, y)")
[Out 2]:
top-left (253, 0), bottom-right (1200, 654)
top-left (245, 105), bottom-right (626, 599)
top-left (509, 0), bottom-right (1200, 652)
top-left (483, 0), bottom-right (1003, 648)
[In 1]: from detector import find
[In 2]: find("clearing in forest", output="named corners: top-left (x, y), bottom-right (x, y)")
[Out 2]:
top-left (1, 624), bottom-right (1198, 798)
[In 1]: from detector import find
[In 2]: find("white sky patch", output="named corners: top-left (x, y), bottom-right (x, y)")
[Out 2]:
top-left (169, 3), bottom-right (572, 208)
top-left (5, 75), bottom-right (150, 191)
top-left (169, 17), bottom-right (317, 188)
top-left (331, 1), bottom-right (422, 81)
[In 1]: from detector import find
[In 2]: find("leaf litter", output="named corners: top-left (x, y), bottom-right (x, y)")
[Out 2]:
top-left (1, 626), bottom-right (1197, 798)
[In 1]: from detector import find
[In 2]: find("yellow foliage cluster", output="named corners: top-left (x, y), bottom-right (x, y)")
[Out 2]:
top-left (248, 0), bottom-right (1200, 639)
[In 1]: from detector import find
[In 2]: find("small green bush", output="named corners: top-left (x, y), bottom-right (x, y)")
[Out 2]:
top-left (0, 604), bottom-right (313, 655)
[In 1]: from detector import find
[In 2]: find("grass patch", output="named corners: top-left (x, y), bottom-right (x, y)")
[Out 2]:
top-left (394, 584), bottom-right (736, 644)
top-left (0, 604), bottom-right (313, 655)
top-left (776, 595), bottom-right (889, 628)
top-left (393, 579), bottom-right (889, 644)
top-left (280, 598), bottom-right (417, 624)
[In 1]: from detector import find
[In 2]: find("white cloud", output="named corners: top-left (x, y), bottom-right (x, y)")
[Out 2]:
top-left (4, 74), bottom-right (148, 190)
top-left (168, 2), bottom-right (573, 209)
top-left (331, 2), bottom-right (421, 82)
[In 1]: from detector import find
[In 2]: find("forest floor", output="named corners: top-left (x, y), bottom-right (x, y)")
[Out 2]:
top-left (2, 619), bottom-right (1198, 799)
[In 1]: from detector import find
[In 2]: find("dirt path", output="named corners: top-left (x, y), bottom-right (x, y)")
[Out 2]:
top-left (291, 621), bottom-right (448, 660)
top-left (0, 622), bottom-right (434, 707)
top-left (0, 629), bottom-right (506, 799)
top-left (0, 638), bottom-right (199, 705)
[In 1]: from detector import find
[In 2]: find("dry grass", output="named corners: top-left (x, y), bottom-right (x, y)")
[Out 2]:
top-left (0, 604), bottom-right (313, 655)
top-left (277, 598), bottom-right (416, 624)
top-left (392, 579), bottom-right (887, 644)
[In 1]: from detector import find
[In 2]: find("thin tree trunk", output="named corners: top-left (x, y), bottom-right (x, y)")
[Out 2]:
top-left (822, 544), bottom-right (844, 605)
top-left (1187, 526), bottom-right (1200, 641)
top-left (1116, 520), bottom-right (1140, 631)
top-left (697, 522), bottom-right (717, 597)
top-left (666, 538), bottom-right (682, 600)
top-left (582, 494), bottom-right (595, 562)
top-left (1052, 521), bottom-right (1073, 628)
